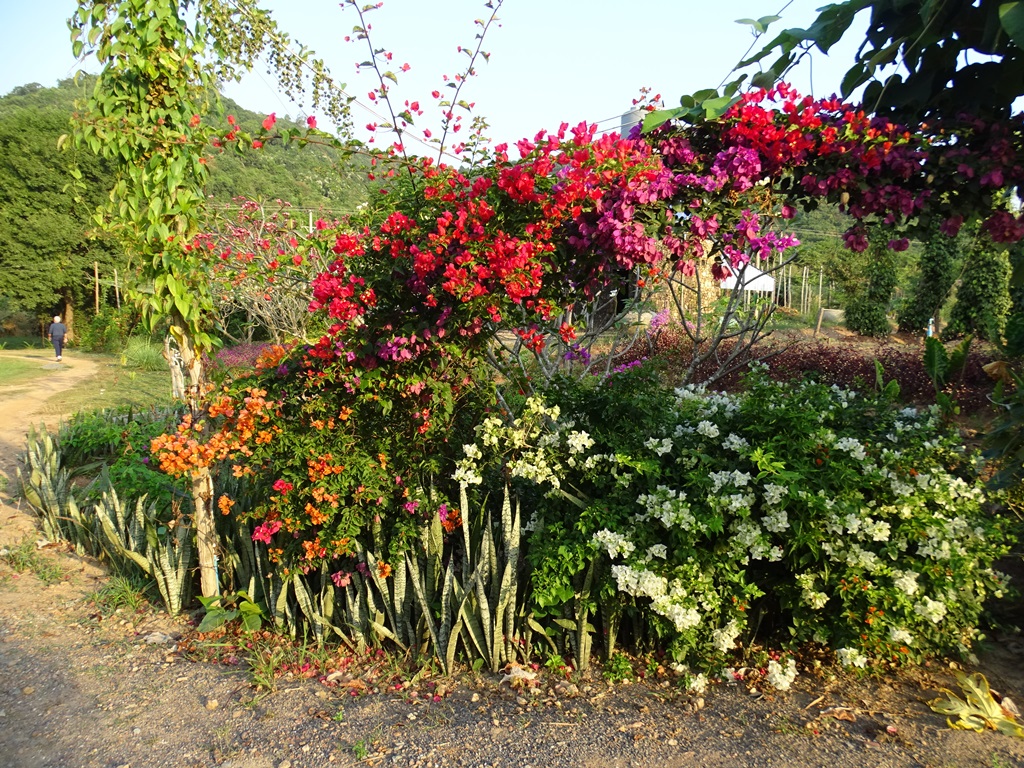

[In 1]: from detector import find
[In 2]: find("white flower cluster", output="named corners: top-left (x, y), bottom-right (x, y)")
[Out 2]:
top-left (836, 647), bottom-right (868, 668)
top-left (888, 627), bottom-right (914, 646)
top-left (644, 436), bottom-right (674, 456)
top-left (765, 658), bottom-right (798, 691)
top-left (593, 529), bottom-right (635, 559)
top-left (834, 437), bottom-right (867, 461)
top-left (566, 430), bottom-right (595, 455)
top-left (914, 596), bottom-right (947, 624)
top-left (610, 564), bottom-right (668, 598)
top-left (709, 470), bottom-right (752, 493)
top-left (762, 507), bottom-right (789, 533)
top-left (722, 433), bottom-right (749, 453)
top-left (696, 420), bottom-right (720, 438)
top-left (699, 391), bottom-right (741, 419)
top-left (712, 619), bottom-right (742, 652)
top-left (637, 485), bottom-right (697, 531)
top-left (673, 383), bottom-right (708, 403)
top-left (455, 396), bottom-right (571, 490)
top-left (891, 569), bottom-right (919, 596)
top-left (686, 672), bottom-right (708, 694)
top-left (762, 483), bottom-right (788, 507)
top-left (611, 564), bottom-right (702, 632)
top-left (796, 573), bottom-right (829, 609)
top-left (453, 445), bottom-right (484, 486)
top-left (654, 599), bottom-right (702, 632)
top-left (646, 544), bottom-right (668, 559)
top-left (509, 452), bottom-right (561, 488)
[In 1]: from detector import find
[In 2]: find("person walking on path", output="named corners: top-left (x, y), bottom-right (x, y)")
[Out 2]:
top-left (48, 316), bottom-right (67, 362)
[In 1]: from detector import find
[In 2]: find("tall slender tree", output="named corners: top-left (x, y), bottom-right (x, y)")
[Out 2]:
top-left (897, 224), bottom-right (963, 334)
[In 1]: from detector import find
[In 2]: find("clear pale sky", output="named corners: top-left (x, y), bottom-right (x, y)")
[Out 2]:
top-left (0, 0), bottom-right (868, 146)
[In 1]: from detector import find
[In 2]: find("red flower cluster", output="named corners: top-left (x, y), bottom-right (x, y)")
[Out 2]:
top-left (711, 84), bottom-right (1024, 247)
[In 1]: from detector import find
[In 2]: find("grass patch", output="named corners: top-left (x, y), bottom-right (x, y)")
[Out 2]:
top-left (121, 337), bottom-right (167, 372)
top-left (0, 336), bottom-right (46, 350)
top-left (42, 354), bottom-right (173, 415)
top-left (0, 540), bottom-right (65, 585)
top-left (0, 354), bottom-right (48, 387)
top-left (91, 574), bottom-right (155, 616)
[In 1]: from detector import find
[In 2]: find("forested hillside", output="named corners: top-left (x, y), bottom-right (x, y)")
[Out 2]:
top-left (0, 78), bottom-right (368, 328)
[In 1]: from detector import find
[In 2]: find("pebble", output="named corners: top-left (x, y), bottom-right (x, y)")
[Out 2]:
top-left (278, 761), bottom-right (292, 768)
top-left (132, 727), bottom-right (141, 736)
top-left (21, 686), bottom-right (35, 695)
top-left (471, 693), bottom-right (480, 702)
top-left (205, 699), bottom-right (219, 711)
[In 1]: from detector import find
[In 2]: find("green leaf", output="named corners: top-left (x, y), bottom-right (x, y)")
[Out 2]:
top-left (642, 107), bottom-right (685, 132)
top-left (702, 95), bottom-right (741, 119)
top-left (197, 607), bottom-right (237, 632)
top-left (923, 336), bottom-right (949, 386)
top-left (736, 17), bottom-right (766, 33)
top-left (240, 611), bottom-right (262, 632)
top-left (1000, 2), bottom-right (1024, 51)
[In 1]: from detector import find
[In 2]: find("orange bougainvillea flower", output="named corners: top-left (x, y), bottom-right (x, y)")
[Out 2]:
top-left (217, 494), bottom-right (235, 515)
top-left (305, 503), bottom-right (329, 526)
top-left (377, 561), bottom-right (393, 578)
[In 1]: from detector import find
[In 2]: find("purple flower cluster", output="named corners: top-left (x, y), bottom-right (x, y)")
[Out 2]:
top-left (212, 343), bottom-right (274, 372)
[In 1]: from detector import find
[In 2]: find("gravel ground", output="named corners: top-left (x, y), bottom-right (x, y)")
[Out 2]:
top-left (1, 563), bottom-right (1024, 768)
top-left (3, 351), bottom-right (1024, 768)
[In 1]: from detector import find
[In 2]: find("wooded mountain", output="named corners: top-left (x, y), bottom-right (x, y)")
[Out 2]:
top-left (0, 78), bottom-right (368, 325)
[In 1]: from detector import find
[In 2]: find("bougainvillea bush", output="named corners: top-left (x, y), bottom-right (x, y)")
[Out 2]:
top-left (139, 83), bottom-right (1024, 671)
top-left (468, 362), bottom-right (1012, 669)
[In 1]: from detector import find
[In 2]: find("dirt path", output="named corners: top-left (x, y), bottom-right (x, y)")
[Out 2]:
top-left (1, 355), bottom-right (1024, 768)
top-left (0, 350), bottom-right (100, 547)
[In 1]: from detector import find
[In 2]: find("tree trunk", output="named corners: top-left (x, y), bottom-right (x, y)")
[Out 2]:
top-left (167, 319), bottom-right (219, 598)
top-left (62, 291), bottom-right (75, 343)
top-left (191, 468), bottom-right (218, 598)
top-left (163, 336), bottom-right (186, 401)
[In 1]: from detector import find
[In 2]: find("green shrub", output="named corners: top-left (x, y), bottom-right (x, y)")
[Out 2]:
top-left (844, 234), bottom-right (898, 337)
top-left (77, 306), bottom-right (137, 353)
top-left (455, 363), bottom-right (1013, 669)
top-left (58, 407), bottom-right (188, 516)
top-left (946, 230), bottom-right (1012, 343)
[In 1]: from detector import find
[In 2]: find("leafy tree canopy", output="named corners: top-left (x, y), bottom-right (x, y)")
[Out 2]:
top-left (736, 0), bottom-right (1024, 121)
top-left (0, 77), bottom-right (120, 317)
top-left (0, 77), bottom-right (368, 319)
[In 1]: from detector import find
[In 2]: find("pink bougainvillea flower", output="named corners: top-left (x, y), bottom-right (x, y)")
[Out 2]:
top-left (306, 115), bottom-right (317, 129)
top-left (262, 113), bottom-right (277, 131)
top-left (252, 520), bottom-right (282, 544)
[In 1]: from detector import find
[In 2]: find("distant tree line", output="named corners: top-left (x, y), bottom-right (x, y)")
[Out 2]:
top-left (0, 77), bottom-right (369, 337)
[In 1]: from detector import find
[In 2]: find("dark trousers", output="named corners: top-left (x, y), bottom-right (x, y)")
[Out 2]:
top-left (52, 336), bottom-right (64, 358)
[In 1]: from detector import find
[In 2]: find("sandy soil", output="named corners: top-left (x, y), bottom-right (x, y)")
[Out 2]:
top-left (2, 349), bottom-right (1024, 768)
